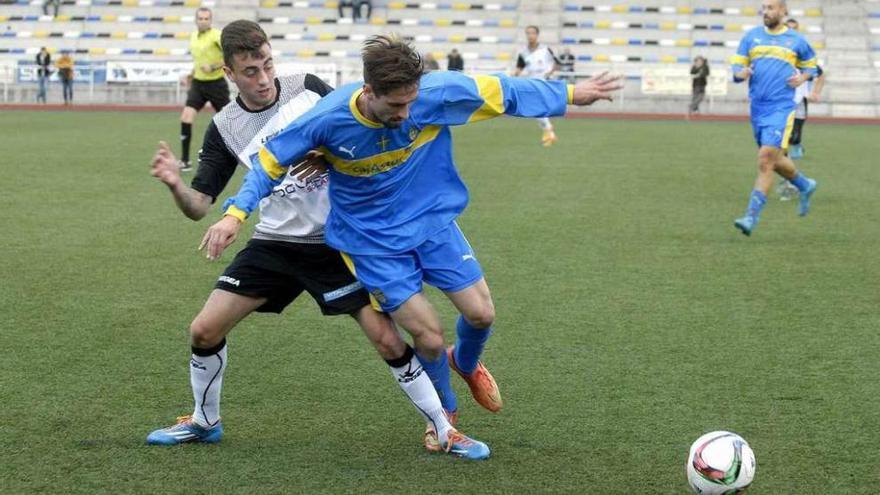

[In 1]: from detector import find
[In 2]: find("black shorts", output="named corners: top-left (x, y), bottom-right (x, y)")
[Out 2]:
top-left (215, 239), bottom-right (371, 315)
top-left (186, 77), bottom-right (230, 111)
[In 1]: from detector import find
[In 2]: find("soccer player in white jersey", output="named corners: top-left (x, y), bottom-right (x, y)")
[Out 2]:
top-left (514, 25), bottom-right (561, 146)
top-left (147, 21), bottom-right (489, 459)
top-left (777, 17), bottom-right (826, 201)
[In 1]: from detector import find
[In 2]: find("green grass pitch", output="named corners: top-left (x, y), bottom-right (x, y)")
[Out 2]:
top-left (1, 110), bottom-right (878, 494)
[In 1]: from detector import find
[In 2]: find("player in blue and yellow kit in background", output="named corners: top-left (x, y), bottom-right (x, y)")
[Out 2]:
top-left (731, 0), bottom-right (819, 236)
top-left (203, 35), bottom-right (621, 452)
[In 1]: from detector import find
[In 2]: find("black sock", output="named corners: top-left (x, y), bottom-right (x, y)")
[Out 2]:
top-left (180, 122), bottom-right (192, 164)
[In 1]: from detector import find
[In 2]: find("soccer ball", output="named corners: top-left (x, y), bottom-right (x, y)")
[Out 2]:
top-left (686, 431), bottom-right (756, 494)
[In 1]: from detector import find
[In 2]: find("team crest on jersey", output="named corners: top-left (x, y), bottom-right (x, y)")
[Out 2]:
top-left (408, 127), bottom-right (418, 142)
top-left (370, 288), bottom-right (387, 304)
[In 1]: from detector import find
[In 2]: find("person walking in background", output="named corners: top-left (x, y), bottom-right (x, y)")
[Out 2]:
top-left (55, 50), bottom-right (74, 105)
top-left (447, 48), bottom-right (464, 71)
top-left (35, 47), bottom-right (51, 104)
top-left (689, 56), bottom-right (710, 114)
top-left (179, 7), bottom-right (230, 171)
top-left (514, 25), bottom-right (561, 146)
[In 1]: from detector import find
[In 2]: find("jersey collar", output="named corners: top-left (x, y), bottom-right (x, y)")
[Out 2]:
top-left (349, 87), bottom-right (383, 129)
top-left (764, 25), bottom-right (788, 35)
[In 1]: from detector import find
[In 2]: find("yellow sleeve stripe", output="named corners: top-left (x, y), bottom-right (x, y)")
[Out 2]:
top-left (224, 205), bottom-right (248, 222)
top-left (467, 75), bottom-right (504, 123)
top-left (259, 146), bottom-right (287, 180)
top-left (796, 58), bottom-right (818, 69)
top-left (730, 54), bottom-right (750, 66)
top-left (567, 84), bottom-right (574, 104)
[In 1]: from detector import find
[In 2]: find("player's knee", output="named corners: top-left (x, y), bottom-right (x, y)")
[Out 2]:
top-left (189, 318), bottom-right (222, 348)
top-left (463, 303), bottom-right (495, 329)
top-left (372, 328), bottom-right (406, 361)
top-left (414, 331), bottom-right (445, 359)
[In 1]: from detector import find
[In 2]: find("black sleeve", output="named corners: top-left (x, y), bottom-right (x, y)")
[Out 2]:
top-left (190, 121), bottom-right (240, 203)
top-left (516, 54), bottom-right (526, 70)
top-left (304, 73), bottom-right (334, 96)
top-left (547, 47), bottom-right (560, 64)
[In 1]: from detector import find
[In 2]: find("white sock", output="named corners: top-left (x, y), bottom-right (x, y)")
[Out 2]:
top-left (538, 117), bottom-right (552, 130)
top-left (387, 346), bottom-right (453, 441)
top-left (190, 339), bottom-right (227, 428)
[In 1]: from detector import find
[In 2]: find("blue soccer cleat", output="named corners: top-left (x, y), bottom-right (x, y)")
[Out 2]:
top-left (441, 429), bottom-right (491, 460)
top-left (798, 178), bottom-right (817, 217)
top-left (734, 215), bottom-right (758, 236)
top-left (146, 415), bottom-right (223, 445)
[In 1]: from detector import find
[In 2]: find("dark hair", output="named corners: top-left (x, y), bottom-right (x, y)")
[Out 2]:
top-left (526, 25), bottom-right (540, 34)
top-left (221, 20), bottom-right (270, 67)
top-left (362, 35), bottom-right (424, 96)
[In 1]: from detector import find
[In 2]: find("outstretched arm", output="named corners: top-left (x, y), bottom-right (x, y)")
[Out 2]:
top-left (150, 140), bottom-right (213, 220)
top-left (421, 71), bottom-right (621, 126)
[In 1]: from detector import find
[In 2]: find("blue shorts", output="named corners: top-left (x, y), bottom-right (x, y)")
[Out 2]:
top-left (750, 107), bottom-right (796, 150)
top-left (340, 222), bottom-right (484, 312)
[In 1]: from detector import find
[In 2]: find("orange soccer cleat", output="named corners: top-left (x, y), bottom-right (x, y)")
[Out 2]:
top-left (447, 345), bottom-right (502, 413)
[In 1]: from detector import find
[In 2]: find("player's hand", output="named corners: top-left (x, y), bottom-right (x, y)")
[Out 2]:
top-left (150, 141), bottom-right (182, 188)
top-left (787, 72), bottom-right (809, 88)
top-left (735, 67), bottom-right (753, 81)
top-left (199, 215), bottom-right (241, 261)
top-left (570, 71), bottom-right (624, 105)
top-left (291, 150), bottom-right (329, 182)
top-left (201, 63), bottom-right (214, 74)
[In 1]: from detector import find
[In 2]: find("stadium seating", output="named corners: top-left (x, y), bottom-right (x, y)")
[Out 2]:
top-left (0, 0), bottom-right (877, 117)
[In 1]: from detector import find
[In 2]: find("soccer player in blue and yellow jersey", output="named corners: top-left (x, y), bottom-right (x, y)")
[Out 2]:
top-left (203, 35), bottom-right (620, 451)
top-left (730, 0), bottom-right (819, 236)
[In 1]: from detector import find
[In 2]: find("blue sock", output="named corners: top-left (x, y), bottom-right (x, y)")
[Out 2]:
top-left (745, 189), bottom-right (767, 219)
top-left (454, 316), bottom-right (492, 375)
top-left (789, 173), bottom-right (811, 192)
top-left (415, 350), bottom-right (457, 413)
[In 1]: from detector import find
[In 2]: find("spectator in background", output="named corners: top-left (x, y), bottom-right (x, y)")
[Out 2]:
top-left (338, 0), bottom-right (371, 21)
top-left (355, 0), bottom-right (372, 21)
top-left (447, 48), bottom-right (464, 71)
top-left (36, 47), bottom-right (51, 104)
top-left (689, 55), bottom-right (709, 114)
top-left (42, 0), bottom-right (60, 17)
top-left (55, 50), bottom-right (74, 105)
top-left (557, 47), bottom-right (576, 83)
top-left (424, 52), bottom-right (440, 72)
top-left (338, 0), bottom-right (354, 19)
